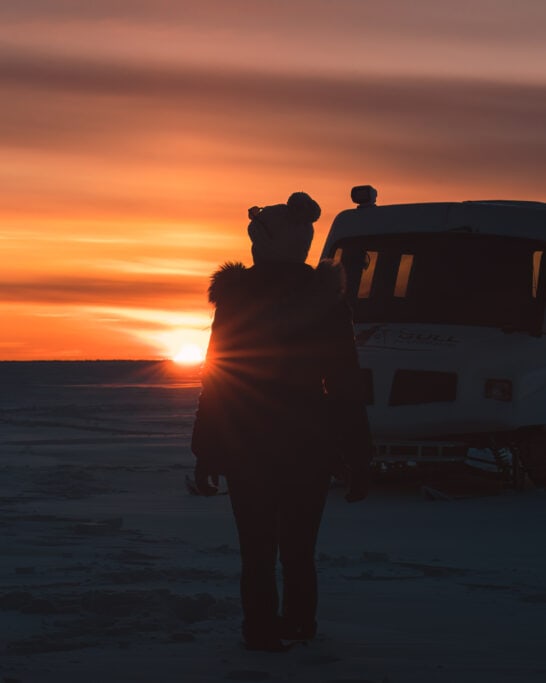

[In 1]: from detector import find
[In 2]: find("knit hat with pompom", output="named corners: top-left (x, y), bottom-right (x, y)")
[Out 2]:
top-left (248, 192), bottom-right (321, 264)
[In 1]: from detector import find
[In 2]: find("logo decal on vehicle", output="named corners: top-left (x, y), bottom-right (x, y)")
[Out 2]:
top-left (356, 326), bottom-right (460, 349)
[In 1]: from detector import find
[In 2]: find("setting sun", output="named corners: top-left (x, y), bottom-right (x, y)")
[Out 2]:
top-left (173, 343), bottom-right (205, 365)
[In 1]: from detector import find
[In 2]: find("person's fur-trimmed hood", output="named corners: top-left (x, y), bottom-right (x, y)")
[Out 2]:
top-left (208, 259), bottom-right (346, 307)
top-left (208, 261), bottom-right (248, 304)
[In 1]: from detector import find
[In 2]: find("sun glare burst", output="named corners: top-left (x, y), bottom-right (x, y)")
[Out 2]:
top-left (173, 342), bottom-right (205, 365)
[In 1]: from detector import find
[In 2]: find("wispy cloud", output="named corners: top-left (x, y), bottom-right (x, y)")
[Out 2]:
top-left (1, 2), bottom-right (545, 82)
top-left (3, 275), bottom-right (206, 309)
top-left (1, 50), bottom-right (545, 197)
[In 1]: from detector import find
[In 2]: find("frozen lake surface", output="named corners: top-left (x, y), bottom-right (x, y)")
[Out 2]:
top-left (1, 362), bottom-right (545, 683)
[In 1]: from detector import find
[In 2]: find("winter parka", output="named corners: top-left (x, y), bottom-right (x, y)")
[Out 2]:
top-left (191, 260), bottom-right (372, 475)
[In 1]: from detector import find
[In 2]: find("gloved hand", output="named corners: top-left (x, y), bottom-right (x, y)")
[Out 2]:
top-left (194, 460), bottom-right (220, 497)
top-left (345, 465), bottom-right (369, 503)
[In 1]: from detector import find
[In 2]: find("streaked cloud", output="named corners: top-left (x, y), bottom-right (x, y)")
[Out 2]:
top-left (3, 275), bottom-right (206, 309)
top-left (1, 0), bottom-right (545, 358)
top-left (1, 50), bottom-right (545, 196)
top-left (1, 2), bottom-right (545, 82)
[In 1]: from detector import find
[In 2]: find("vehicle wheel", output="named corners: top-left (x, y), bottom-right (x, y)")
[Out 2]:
top-left (517, 430), bottom-right (546, 488)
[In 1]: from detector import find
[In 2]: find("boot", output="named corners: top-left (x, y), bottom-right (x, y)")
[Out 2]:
top-left (242, 620), bottom-right (289, 652)
top-left (277, 616), bottom-right (317, 641)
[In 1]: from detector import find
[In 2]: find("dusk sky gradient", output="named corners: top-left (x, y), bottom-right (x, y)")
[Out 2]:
top-left (3, 0), bottom-right (546, 359)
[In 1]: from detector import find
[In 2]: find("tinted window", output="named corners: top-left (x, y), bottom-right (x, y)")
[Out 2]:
top-left (331, 233), bottom-right (544, 330)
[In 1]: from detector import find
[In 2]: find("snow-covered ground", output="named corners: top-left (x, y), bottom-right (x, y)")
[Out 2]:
top-left (1, 362), bottom-right (545, 683)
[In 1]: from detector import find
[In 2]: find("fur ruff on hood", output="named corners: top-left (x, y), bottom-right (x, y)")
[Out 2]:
top-left (207, 259), bottom-right (346, 307)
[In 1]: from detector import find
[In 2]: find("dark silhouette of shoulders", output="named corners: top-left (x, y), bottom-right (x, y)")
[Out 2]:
top-left (208, 259), bottom-right (346, 309)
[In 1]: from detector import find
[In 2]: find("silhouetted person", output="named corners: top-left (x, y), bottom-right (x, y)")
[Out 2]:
top-left (191, 192), bottom-right (372, 651)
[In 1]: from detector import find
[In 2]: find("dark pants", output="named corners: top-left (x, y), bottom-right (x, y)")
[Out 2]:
top-left (226, 456), bottom-right (331, 640)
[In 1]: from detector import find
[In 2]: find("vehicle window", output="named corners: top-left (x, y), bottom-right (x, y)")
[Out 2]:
top-left (358, 251), bottom-right (378, 299)
top-left (394, 254), bottom-right (414, 298)
top-left (533, 250), bottom-right (543, 298)
top-left (335, 233), bottom-right (543, 331)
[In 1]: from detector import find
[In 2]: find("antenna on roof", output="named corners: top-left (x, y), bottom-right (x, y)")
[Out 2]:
top-left (351, 185), bottom-right (378, 207)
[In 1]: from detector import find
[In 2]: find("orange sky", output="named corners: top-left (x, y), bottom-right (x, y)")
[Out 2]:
top-left (2, 0), bottom-right (546, 360)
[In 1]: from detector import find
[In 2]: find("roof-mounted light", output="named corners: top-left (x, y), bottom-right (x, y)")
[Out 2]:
top-left (351, 185), bottom-right (378, 207)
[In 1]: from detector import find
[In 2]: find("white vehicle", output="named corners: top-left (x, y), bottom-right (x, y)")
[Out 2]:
top-left (321, 186), bottom-right (546, 485)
